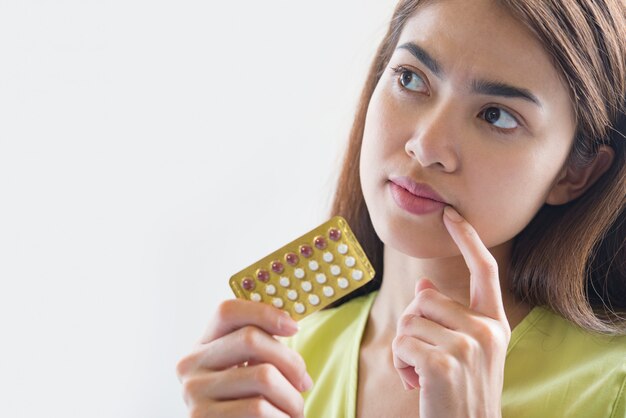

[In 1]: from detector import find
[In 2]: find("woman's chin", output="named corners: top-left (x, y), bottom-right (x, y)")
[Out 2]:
top-left (371, 213), bottom-right (458, 259)
top-left (386, 236), bottom-right (458, 260)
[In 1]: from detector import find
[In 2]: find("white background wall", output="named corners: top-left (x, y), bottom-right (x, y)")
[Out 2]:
top-left (0, 1), bottom-right (396, 417)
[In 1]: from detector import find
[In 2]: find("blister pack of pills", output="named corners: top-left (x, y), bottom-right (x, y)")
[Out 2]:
top-left (229, 216), bottom-right (376, 321)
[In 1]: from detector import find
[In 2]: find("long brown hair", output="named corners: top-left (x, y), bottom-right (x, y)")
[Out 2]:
top-left (327, 0), bottom-right (626, 334)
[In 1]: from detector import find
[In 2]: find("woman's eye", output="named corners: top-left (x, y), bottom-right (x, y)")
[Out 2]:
top-left (481, 107), bottom-right (519, 130)
top-left (392, 66), bottom-right (426, 92)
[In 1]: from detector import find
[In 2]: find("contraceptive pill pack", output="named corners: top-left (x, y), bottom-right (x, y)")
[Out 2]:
top-left (229, 216), bottom-right (376, 321)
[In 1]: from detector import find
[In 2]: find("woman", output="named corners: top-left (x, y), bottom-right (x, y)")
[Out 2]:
top-left (177, 0), bottom-right (626, 416)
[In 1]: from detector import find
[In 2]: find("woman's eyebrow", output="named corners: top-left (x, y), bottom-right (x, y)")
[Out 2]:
top-left (470, 79), bottom-right (542, 108)
top-left (397, 42), bottom-right (444, 77)
top-left (396, 41), bottom-right (543, 108)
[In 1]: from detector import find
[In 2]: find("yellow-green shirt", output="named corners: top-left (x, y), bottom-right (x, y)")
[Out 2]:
top-left (284, 291), bottom-right (626, 418)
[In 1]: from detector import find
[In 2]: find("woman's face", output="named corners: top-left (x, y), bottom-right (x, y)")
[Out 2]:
top-left (360, 0), bottom-right (577, 258)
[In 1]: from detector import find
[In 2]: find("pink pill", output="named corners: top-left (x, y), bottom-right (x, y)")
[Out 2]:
top-left (285, 252), bottom-right (299, 266)
top-left (314, 236), bottom-right (327, 250)
top-left (300, 245), bottom-right (313, 258)
top-left (271, 261), bottom-right (284, 274)
top-left (257, 269), bottom-right (270, 282)
top-left (328, 228), bottom-right (341, 241)
top-left (242, 277), bottom-right (255, 291)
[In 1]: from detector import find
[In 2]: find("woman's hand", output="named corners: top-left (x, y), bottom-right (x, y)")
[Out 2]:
top-left (176, 299), bottom-right (313, 418)
top-left (392, 206), bottom-right (512, 418)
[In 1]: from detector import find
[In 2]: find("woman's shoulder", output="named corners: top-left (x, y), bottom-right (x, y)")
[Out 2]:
top-left (515, 305), bottom-right (626, 359)
top-left (508, 305), bottom-right (626, 377)
top-left (503, 305), bottom-right (626, 417)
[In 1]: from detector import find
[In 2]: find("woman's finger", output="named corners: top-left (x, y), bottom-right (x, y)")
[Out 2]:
top-left (397, 311), bottom-right (459, 347)
top-left (442, 206), bottom-right (506, 321)
top-left (392, 333), bottom-right (436, 390)
top-left (200, 299), bottom-right (299, 344)
top-left (402, 280), bottom-right (470, 331)
top-left (183, 364), bottom-right (306, 418)
top-left (194, 325), bottom-right (312, 392)
top-left (194, 397), bottom-right (293, 418)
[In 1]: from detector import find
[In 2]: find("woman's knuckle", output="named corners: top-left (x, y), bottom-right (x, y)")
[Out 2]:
top-left (429, 352), bottom-right (455, 375)
top-left (247, 397), bottom-right (271, 417)
top-left (254, 363), bottom-right (279, 386)
top-left (392, 334), bottom-right (406, 351)
top-left (176, 355), bottom-right (193, 380)
top-left (503, 324), bottom-right (512, 341)
top-left (189, 405), bottom-right (206, 418)
top-left (215, 299), bottom-right (235, 322)
top-left (497, 318), bottom-right (512, 340)
top-left (454, 335), bottom-right (475, 359)
top-left (420, 288), bottom-right (437, 302)
top-left (397, 314), bottom-right (416, 333)
top-left (475, 320), bottom-right (506, 350)
top-left (240, 326), bottom-right (261, 350)
top-left (414, 294), bottom-right (427, 308)
top-left (481, 330), bottom-right (498, 349)
top-left (497, 326), bottom-right (511, 347)
top-left (182, 375), bottom-right (205, 398)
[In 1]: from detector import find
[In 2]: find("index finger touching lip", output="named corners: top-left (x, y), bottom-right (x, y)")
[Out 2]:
top-left (201, 299), bottom-right (299, 344)
top-left (442, 206), bottom-right (505, 319)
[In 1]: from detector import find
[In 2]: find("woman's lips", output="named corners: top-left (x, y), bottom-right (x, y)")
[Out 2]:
top-left (388, 176), bottom-right (447, 203)
top-left (388, 180), bottom-right (447, 215)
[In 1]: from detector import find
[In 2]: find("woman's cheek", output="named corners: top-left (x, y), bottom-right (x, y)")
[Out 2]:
top-left (464, 180), bottom-right (543, 248)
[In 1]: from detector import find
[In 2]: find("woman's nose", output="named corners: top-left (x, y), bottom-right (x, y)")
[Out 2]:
top-left (404, 103), bottom-right (460, 172)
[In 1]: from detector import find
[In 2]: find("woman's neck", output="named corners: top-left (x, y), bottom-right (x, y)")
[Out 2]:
top-left (363, 242), bottom-right (532, 347)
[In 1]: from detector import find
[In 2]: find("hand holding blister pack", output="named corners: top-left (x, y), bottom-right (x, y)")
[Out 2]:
top-left (176, 219), bottom-right (373, 417)
top-left (229, 216), bottom-right (376, 321)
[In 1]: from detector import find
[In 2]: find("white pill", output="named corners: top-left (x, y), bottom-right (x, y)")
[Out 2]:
top-left (330, 265), bottom-right (341, 276)
top-left (287, 290), bottom-right (298, 300)
top-left (323, 286), bottom-right (335, 297)
top-left (352, 269), bottom-right (363, 281)
top-left (315, 273), bottom-right (327, 284)
top-left (265, 284), bottom-right (276, 295)
top-left (250, 293), bottom-right (261, 302)
top-left (337, 278), bottom-right (349, 289)
top-left (337, 244), bottom-right (348, 254)
top-left (279, 277), bottom-right (290, 287)
top-left (294, 268), bottom-right (305, 279)
top-left (294, 302), bottom-right (305, 314)
top-left (272, 298), bottom-right (284, 308)
top-left (308, 294), bottom-right (320, 305)
top-left (301, 281), bottom-right (312, 292)
top-left (344, 256), bottom-right (356, 267)
top-left (323, 252), bottom-right (334, 262)
top-left (308, 260), bottom-right (319, 271)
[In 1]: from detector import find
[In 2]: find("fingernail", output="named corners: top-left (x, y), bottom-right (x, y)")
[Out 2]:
top-left (444, 206), bottom-right (463, 222)
top-left (301, 372), bottom-right (314, 392)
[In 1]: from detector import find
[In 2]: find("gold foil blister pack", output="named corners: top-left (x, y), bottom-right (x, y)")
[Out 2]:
top-left (229, 216), bottom-right (376, 321)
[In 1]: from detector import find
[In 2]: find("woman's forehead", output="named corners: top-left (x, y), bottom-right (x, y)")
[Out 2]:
top-left (395, 0), bottom-right (569, 104)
